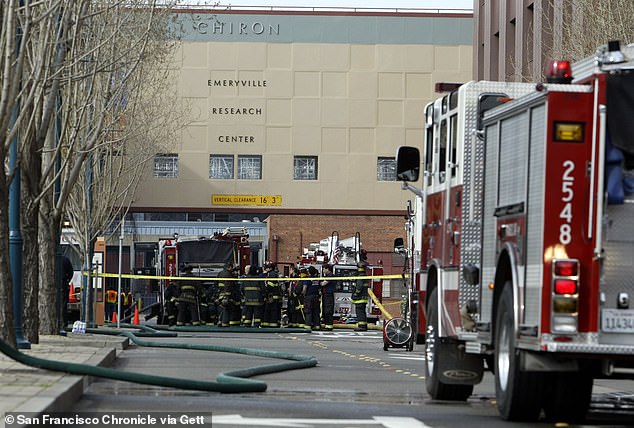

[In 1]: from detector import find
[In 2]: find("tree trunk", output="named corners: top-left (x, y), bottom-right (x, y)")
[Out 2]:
top-left (0, 176), bottom-right (17, 346)
top-left (22, 146), bottom-right (41, 343)
top-left (22, 205), bottom-right (40, 343)
top-left (39, 200), bottom-right (61, 335)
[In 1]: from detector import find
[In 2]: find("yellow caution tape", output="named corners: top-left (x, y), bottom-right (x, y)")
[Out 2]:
top-left (82, 271), bottom-right (407, 282)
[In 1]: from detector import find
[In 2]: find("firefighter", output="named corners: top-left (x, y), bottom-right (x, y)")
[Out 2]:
top-left (352, 261), bottom-right (369, 331)
top-left (286, 267), bottom-right (300, 327)
top-left (320, 264), bottom-right (336, 331)
top-left (176, 263), bottom-right (200, 326)
top-left (198, 283), bottom-right (210, 325)
top-left (289, 267), bottom-right (307, 328)
top-left (240, 265), bottom-right (265, 327)
top-left (164, 280), bottom-right (179, 326)
top-left (204, 280), bottom-right (221, 326)
top-left (303, 266), bottom-right (321, 330)
top-left (262, 261), bottom-right (283, 327)
top-left (218, 262), bottom-right (241, 327)
top-left (125, 290), bottom-right (134, 319)
top-left (105, 287), bottom-right (118, 322)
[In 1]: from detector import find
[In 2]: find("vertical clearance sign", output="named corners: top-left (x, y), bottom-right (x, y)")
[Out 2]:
top-left (212, 194), bottom-right (282, 206)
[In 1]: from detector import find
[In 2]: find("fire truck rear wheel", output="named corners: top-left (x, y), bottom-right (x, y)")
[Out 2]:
top-left (425, 288), bottom-right (473, 401)
top-left (494, 284), bottom-right (543, 421)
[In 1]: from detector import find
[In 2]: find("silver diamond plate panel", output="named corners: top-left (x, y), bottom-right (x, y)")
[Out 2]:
top-left (459, 81), bottom-right (537, 317)
top-left (603, 198), bottom-right (634, 309)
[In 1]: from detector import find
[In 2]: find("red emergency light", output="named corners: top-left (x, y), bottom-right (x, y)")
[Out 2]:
top-left (554, 260), bottom-right (578, 277)
top-left (554, 279), bottom-right (578, 295)
top-left (545, 60), bottom-right (573, 84)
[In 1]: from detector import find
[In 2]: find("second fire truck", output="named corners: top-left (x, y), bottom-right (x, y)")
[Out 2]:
top-left (300, 232), bottom-right (383, 323)
top-left (155, 227), bottom-right (251, 324)
top-left (396, 41), bottom-right (634, 422)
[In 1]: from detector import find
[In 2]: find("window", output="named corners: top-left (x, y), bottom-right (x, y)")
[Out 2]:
top-left (238, 155), bottom-right (262, 180)
top-left (294, 156), bottom-right (318, 180)
top-left (424, 103), bottom-right (434, 187)
top-left (439, 119), bottom-right (447, 183)
top-left (153, 154), bottom-right (178, 178)
top-left (449, 114), bottom-right (458, 178)
top-left (209, 155), bottom-right (234, 179)
top-left (377, 157), bottom-right (397, 181)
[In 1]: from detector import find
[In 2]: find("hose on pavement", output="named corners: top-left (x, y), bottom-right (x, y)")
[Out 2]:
top-left (0, 325), bottom-right (317, 393)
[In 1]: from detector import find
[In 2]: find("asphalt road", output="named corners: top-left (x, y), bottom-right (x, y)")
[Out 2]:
top-left (71, 329), bottom-right (634, 428)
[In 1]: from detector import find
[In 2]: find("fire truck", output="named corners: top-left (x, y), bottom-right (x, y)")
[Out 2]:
top-left (155, 227), bottom-right (251, 323)
top-left (395, 41), bottom-right (634, 422)
top-left (300, 232), bottom-right (383, 322)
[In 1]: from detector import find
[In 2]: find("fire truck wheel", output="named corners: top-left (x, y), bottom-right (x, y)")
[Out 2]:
top-left (542, 371), bottom-right (592, 423)
top-left (425, 288), bottom-right (473, 401)
top-left (494, 284), bottom-right (543, 421)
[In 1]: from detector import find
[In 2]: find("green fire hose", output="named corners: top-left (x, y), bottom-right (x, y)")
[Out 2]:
top-left (0, 325), bottom-right (317, 393)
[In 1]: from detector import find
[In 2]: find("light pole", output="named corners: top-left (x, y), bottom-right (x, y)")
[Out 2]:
top-left (8, 0), bottom-right (30, 349)
top-left (117, 218), bottom-right (124, 328)
top-left (9, 113), bottom-right (31, 349)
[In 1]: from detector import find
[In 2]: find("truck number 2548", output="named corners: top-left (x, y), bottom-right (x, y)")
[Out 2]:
top-left (559, 160), bottom-right (575, 245)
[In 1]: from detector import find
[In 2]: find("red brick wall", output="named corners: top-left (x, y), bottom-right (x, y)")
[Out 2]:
top-left (268, 214), bottom-right (405, 272)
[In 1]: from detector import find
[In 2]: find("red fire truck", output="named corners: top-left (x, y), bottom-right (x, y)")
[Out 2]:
top-left (155, 227), bottom-right (251, 323)
top-left (396, 41), bottom-right (634, 422)
top-left (300, 232), bottom-right (383, 323)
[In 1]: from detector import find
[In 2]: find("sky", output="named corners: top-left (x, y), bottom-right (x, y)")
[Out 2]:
top-left (179, 1), bottom-right (474, 11)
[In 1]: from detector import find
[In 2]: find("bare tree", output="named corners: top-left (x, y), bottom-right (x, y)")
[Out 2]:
top-left (0, 0), bottom-right (182, 344)
top-left (36, 1), bottom-right (183, 336)
top-left (506, 0), bottom-right (634, 83)
top-left (557, 0), bottom-right (634, 62)
top-left (0, 0), bottom-right (56, 346)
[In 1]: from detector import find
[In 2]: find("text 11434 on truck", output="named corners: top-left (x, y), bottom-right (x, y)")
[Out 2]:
top-left (396, 41), bottom-right (634, 422)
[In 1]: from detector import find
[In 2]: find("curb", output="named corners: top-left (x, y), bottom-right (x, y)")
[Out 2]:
top-left (13, 343), bottom-right (119, 416)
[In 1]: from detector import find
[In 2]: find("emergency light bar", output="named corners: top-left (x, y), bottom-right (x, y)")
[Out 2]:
top-left (546, 60), bottom-right (573, 84)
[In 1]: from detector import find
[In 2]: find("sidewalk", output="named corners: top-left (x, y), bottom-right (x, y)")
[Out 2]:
top-left (0, 333), bottom-right (128, 420)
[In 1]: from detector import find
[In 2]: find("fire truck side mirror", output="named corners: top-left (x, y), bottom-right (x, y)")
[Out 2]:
top-left (396, 146), bottom-right (420, 182)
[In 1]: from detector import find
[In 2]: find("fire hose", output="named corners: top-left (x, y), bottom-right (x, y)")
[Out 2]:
top-left (368, 289), bottom-right (394, 320)
top-left (0, 325), bottom-right (316, 393)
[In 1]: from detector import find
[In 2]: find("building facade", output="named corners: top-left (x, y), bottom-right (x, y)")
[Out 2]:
top-left (126, 7), bottom-right (473, 280)
top-left (474, 0), bottom-right (568, 82)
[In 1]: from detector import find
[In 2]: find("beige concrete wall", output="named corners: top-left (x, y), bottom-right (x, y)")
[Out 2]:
top-left (134, 37), bottom-right (472, 212)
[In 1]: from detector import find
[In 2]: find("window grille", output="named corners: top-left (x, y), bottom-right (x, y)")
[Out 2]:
top-left (238, 155), bottom-right (262, 180)
top-left (293, 156), bottom-right (318, 180)
top-left (154, 153), bottom-right (178, 178)
top-left (209, 155), bottom-right (234, 179)
top-left (377, 157), bottom-right (397, 181)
